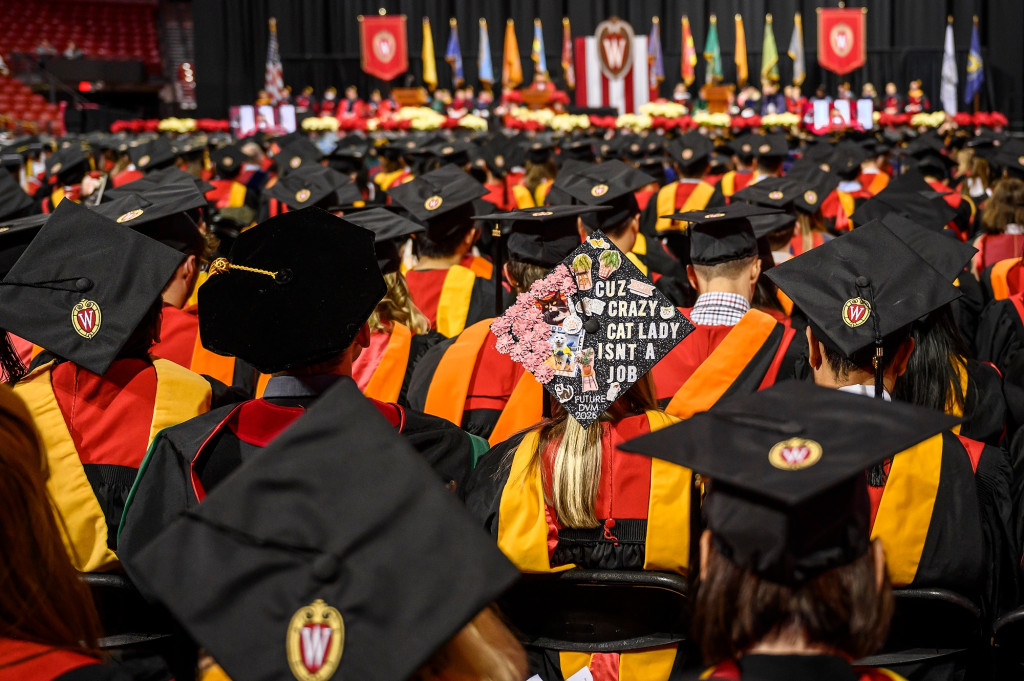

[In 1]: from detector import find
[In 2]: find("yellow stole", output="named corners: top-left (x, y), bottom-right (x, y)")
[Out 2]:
top-left (15, 359), bottom-right (211, 572)
top-left (227, 181), bottom-right (248, 207)
top-left (512, 183), bottom-right (536, 209)
top-left (436, 265), bottom-right (477, 337)
top-left (654, 182), bottom-right (716, 233)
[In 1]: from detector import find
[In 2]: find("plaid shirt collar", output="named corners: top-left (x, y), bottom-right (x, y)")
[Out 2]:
top-left (689, 292), bottom-right (750, 327)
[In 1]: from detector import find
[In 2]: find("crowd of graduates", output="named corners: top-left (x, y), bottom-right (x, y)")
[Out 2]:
top-left (1, 109), bottom-right (1024, 681)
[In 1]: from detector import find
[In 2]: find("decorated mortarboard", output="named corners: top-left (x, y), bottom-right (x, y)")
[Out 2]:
top-left (129, 137), bottom-right (175, 172)
top-left (45, 146), bottom-right (89, 185)
top-left (0, 201), bottom-right (184, 375)
top-left (340, 206), bottom-right (424, 275)
top-left (669, 131), bottom-right (712, 168)
top-left (489, 232), bottom-right (693, 427)
top-left (275, 138), bottom-right (324, 176)
top-left (766, 221), bottom-right (961, 392)
top-left (754, 133), bottom-right (789, 158)
top-left (665, 203), bottom-right (784, 266)
top-left (0, 172), bottom-right (34, 220)
top-left (210, 144), bottom-right (247, 177)
top-left (553, 160), bottom-right (655, 231)
top-left (91, 193), bottom-right (204, 254)
top-left (198, 207), bottom-right (385, 374)
top-left (473, 205), bottom-right (607, 269)
top-left (878, 213), bottom-right (976, 283)
top-left (0, 213), bottom-right (47, 278)
top-left (386, 165), bottom-right (487, 241)
top-left (263, 165), bottom-right (354, 211)
top-left (125, 377), bottom-right (520, 681)
top-left (620, 380), bottom-right (958, 586)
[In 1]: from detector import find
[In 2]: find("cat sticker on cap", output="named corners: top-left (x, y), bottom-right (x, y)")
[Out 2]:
top-left (491, 231), bottom-right (694, 427)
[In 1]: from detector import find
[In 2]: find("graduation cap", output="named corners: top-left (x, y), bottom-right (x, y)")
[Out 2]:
top-left (0, 213), bottom-right (47, 278)
top-left (733, 132), bottom-right (760, 160)
top-left (553, 160), bottom-right (655, 231)
top-left (669, 131), bottom-right (712, 169)
top-left (731, 176), bottom-right (806, 210)
top-left (754, 133), bottom-right (788, 158)
top-left (91, 193), bottom-right (204, 254)
top-left (0, 201), bottom-right (184, 375)
top-left (211, 144), bottom-right (247, 178)
top-left (0, 172), bottom-right (33, 220)
top-left (45, 146), bottom-right (89, 185)
top-left (264, 165), bottom-right (355, 211)
top-left (386, 165), bottom-right (487, 242)
top-left (561, 137), bottom-right (599, 163)
top-left (489, 233), bottom-right (693, 427)
top-left (619, 380), bottom-right (959, 585)
top-left (198, 207), bottom-right (385, 374)
top-left (828, 141), bottom-right (870, 178)
top-left (766, 221), bottom-right (961, 394)
top-left (878, 213), bottom-right (976, 283)
top-left (129, 137), bottom-right (175, 172)
top-left (275, 138), bottom-right (324, 176)
top-left (749, 213), bottom-right (798, 240)
top-left (850, 179), bottom-right (957, 230)
top-left (524, 140), bottom-right (554, 164)
top-left (664, 203), bottom-right (784, 266)
top-left (339, 206), bottom-right (424, 275)
top-left (125, 377), bottom-right (520, 681)
top-left (0, 154), bottom-right (24, 170)
top-left (473, 205), bottom-right (606, 269)
top-left (429, 140), bottom-right (474, 166)
top-left (328, 142), bottom-right (368, 174)
top-left (784, 166), bottom-right (839, 214)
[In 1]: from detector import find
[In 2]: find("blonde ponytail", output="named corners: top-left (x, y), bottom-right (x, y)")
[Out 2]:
top-left (367, 272), bottom-right (431, 335)
top-left (550, 418), bottom-right (604, 529)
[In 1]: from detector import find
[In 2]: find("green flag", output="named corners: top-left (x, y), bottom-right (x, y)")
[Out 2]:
top-left (704, 13), bottom-right (722, 83)
top-left (761, 13), bottom-right (779, 83)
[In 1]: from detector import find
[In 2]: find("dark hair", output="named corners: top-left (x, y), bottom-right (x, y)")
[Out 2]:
top-left (821, 325), bottom-right (912, 381)
top-left (892, 305), bottom-right (969, 415)
top-left (415, 223), bottom-right (476, 259)
top-left (505, 259), bottom-right (549, 295)
top-left (757, 157), bottom-right (785, 175)
top-left (693, 544), bottom-right (892, 665)
top-left (119, 299), bottom-right (164, 360)
top-left (692, 255), bottom-right (758, 282)
top-left (677, 161), bottom-right (710, 179)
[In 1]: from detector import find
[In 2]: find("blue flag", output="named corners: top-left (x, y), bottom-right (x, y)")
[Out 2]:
top-left (446, 18), bottom-right (464, 86)
top-left (532, 19), bottom-right (547, 75)
top-left (478, 18), bottom-right (494, 87)
top-left (964, 19), bottom-right (983, 104)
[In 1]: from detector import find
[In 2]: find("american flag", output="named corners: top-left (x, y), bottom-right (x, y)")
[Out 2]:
top-left (265, 17), bottom-right (286, 104)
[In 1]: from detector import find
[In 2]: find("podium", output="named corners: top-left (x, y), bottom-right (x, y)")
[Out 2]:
top-left (700, 84), bottom-right (735, 114)
top-left (392, 87), bottom-right (427, 107)
top-left (522, 89), bottom-right (552, 110)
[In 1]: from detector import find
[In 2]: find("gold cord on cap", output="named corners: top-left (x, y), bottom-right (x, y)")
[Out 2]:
top-left (209, 257), bottom-right (279, 279)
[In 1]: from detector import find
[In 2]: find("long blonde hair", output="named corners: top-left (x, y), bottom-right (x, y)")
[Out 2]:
top-left (367, 272), bottom-right (431, 335)
top-left (531, 374), bottom-right (659, 529)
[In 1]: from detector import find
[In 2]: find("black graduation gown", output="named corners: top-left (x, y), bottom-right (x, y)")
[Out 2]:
top-left (961, 359), bottom-right (1008, 446)
top-left (953, 273), bottom-right (985, 356)
top-left (118, 378), bottom-right (479, 572)
top-left (975, 297), bottom-right (1024, 373)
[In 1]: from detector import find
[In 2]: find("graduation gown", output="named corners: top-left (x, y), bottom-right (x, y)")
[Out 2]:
top-left (980, 257), bottom-right (1024, 302)
top-left (351, 323), bottom-right (445, 407)
top-left (640, 180), bottom-right (717, 236)
top-left (821, 187), bottom-right (873, 233)
top-left (117, 375), bottom-right (480, 567)
top-left (630, 233), bottom-right (686, 284)
top-left (404, 266), bottom-right (499, 338)
top-left (13, 358), bottom-right (211, 572)
top-left (203, 178), bottom-right (248, 209)
top-left (693, 655), bottom-right (907, 681)
top-left (869, 431), bottom-right (1019, 618)
top-left (463, 412), bottom-right (693, 681)
top-left (975, 294), bottom-right (1024, 373)
top-left (958, 359), bottom-right (1009, 446)
top-left (651, 309), bottom-right (803, 415)
top-left (705, 169), bottom-right (754, 207)
top-left (408, 319), bottom-right (542, 444)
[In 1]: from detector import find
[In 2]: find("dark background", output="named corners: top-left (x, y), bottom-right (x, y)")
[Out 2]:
top-left (193, 0), bottom-right (1023, 128)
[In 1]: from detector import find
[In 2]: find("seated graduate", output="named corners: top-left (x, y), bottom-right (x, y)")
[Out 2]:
top-left (260, 162), bottom-right (359, 221)
top-left (640, 131), bottom-right (718, 237)
top-left (388, 165), bottom-right (499, 337)
top-left (0, 385), bottom-right (171, 681)
top-left (118, 207), bottom-right (481, 562)
top-left (463, 233), bottom-right (695, 681)
top-left (345, 207), bottom-right (445, 407)
top-left (651, 203), bottom-right (804, 415)
top-left (409, 205), bottom-right (604, 444)
top-left (204, 143), bottom-right (252, 210)
top-left (0, 201), bottom-right (212, 573)
top-left (621, 381), bottom-right (960, 681)
top-left (124, 378), bottom-right (527, 681)
top-left (38, 145), bottom-right (91, 213)
top-left (818, 142), bottom-right (874, 233)
top-left (768, 221), bottom-right (1021, 618)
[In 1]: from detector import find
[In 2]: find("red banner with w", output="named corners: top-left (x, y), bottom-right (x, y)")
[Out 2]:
top-left (359, 15), bottom-right (409, 81)
top-left (817, 7), bottom-right (866, 75)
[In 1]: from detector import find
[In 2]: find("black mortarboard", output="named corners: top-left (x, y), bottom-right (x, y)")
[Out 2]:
top-left (749, 213), bottom-right (798, 240)
top-left (878, 214), bottom-right (976, 283)
top-left (766, 221), bottom-right (960, 392)
top-left (666, 203), bottom-right (784, 266)
top-left (489, 234), bottom-right (693, 426)
top-left (850, 184), bottom-right (957, 231)
top-left (340, 207), bottom-right (424, 275)
top-left (198, 207), bottom-right (385, 374)
top-left (328, 142), bottom-right (368, 174)
top-left (429, 140), bottom-right (474, 167)
top-left (731, 176), bottom-right (805, 210)
top-left (386, 165), bottom-right (487, 241)
top-left (620, 381), bottom-right (959, 585)
top-left (524, 140), bottom-right (554, 164)
top-left (129, 137), bottom-right (175, 172)
top-left (45, 146), bottom-right (89, 185)
top-left (669, 132), bottom-right (712, 169)
top-left (473, 205), bottom-right (605, 268)
top-left (0, 154), bottom-right (23, 169)
top-left (263, 165), bottom-right (353, 211)
top-left (126, 377), bottom-right (520, 681)
top-left (0, 201), bottom-right (183, 375)
top-left (994, 139), bottom-right (1024, 176)
top-left (554, 160), bottom-right (655, 231)
top-left (0, 172), bottom-right (33, 220)
top-left (561, 137), bottom-right (599, 163)
top-left (784, 165), bottom-right (839, 214)
top-left (734, 133), bottom-right (759, 161)
top-left (211, 144), bottom-right (247, 178)
top-left (0, 213), bottom-right (47, 278)
top-left (828, 141), bottom-right (869, 177)
top-left (910, 152), bottom-right (955, 179)
top-left (91, 193), bottom-right (204, 254)
top-left (754, 133), bottom-right (788, 158)
top-left (275, 138), bottom-right (324, 176)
